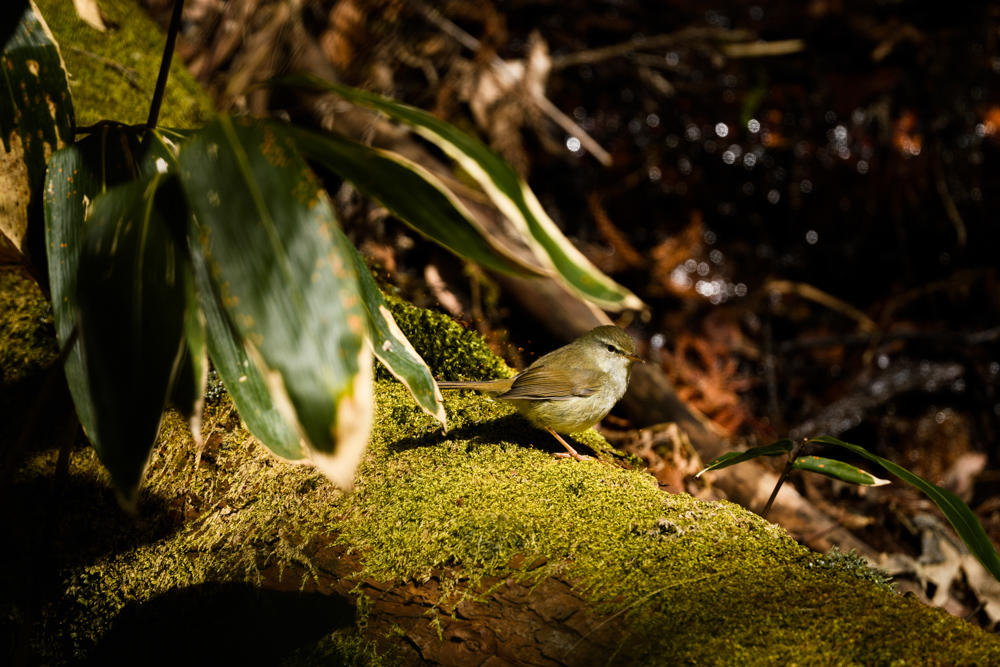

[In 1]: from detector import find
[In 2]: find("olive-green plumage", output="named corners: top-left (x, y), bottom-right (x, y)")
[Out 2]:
top-left (438, 326), bottom-right (643, 459)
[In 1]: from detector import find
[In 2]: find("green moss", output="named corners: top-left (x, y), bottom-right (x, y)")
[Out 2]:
top-left (3, 289), bottom-right (1000, 665)
top-left (281, 631), bottom-right (394, 667)
top-left (806, 545), bottom-right (896, 591)
top-left (0, 269), bottom-right (58, 386)
top-left (36, 0), bottom-right (214, 129)
top-left (381, 294), bottom-right (513, 382)
top-left (6, 402), bottom-right (350, 662)
top-left (347, 382), bottom-right (750, 595)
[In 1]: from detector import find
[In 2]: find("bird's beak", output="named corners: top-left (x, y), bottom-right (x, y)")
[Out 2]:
top-left (627, 354), bottom-right (644, 364)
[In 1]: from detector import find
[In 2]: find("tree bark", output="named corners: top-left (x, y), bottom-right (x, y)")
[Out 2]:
top-left (277, 538), bottom-right (627, 666)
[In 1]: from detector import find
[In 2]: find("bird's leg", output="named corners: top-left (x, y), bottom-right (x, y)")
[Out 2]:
top-left (546, 428), bottom-right (594, 461)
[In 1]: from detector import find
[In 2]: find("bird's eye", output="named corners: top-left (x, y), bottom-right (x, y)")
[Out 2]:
top-left (607, 344), bottom-right (616, 353)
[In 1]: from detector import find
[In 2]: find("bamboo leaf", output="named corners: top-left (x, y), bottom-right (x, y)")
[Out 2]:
top-left (142, 170), bottom-right (206, 448)
top-left (149, 124), bottom-right (305, 459)
top-left (792, 456), bottom-right (890, 486)
top-left (285, 124), bottom-right (542, 278)
top-left (150, 120), bottom-right (304, 458)
top-left (190, 243), bottom-right (305, 460)
top-left (279, 75), bottom-right (645, 312)
top-left (696, 439), bottom-right (794, 477)
top-left (809, 435), bottom-right (1000, 584)
top-left (177, 116), bottom-right (372, 488)
top-left (1, 0), bottom-right (74, 253)
top-left (44, 127), bottom-right (142, 470)
top-left (340, 229), bottom-right (446, 428)
top-left (133, 129), bottom-right (209, 446)
top-left (75, 173), bottom-right (187, 505)
top-left (169, 262), bottom-right (207, 447)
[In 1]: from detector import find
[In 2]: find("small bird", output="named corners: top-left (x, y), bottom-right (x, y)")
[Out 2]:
top-left (438, 326), bottom-right (643, 460)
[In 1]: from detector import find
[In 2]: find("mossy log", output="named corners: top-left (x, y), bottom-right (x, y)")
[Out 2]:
top-left (2, 270), bottom-right (999, 665)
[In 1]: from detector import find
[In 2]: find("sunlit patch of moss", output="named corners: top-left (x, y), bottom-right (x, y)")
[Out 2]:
top-left (622, 562), bottom-right (990, 666)
top-left (345, 382), bottom-right (740, 596)
top-left (381, 294), bottom-right (512, 382)
top-left (336, 379), bottom-right (1000, 664)
top-left (35, 0), bottom-right (214, 129)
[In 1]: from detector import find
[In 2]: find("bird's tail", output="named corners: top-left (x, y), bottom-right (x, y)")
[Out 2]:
top-left (437, 379), bottom-right (511, 393)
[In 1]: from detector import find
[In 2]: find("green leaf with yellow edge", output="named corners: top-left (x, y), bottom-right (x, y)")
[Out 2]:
top-left (44, 126), bottom-right (142, 472)
top-left (279, 74), bottom-right (645, 312)
top-left (190, 241), bottom-right (305, 460)
top-left (809, 435), bottom-right (1000, 584)
top-left (177, 116), bottom-right (372, 488)
top-left (75, 172), bottom-right (187, 505)
top-left (339, 227), bottom-right (446, 428)
top-left (792, 455), bottom-right (890, 486)
top-left (1, 0), bottom-right (73, 253)
top-left (696, 438), bottom-right (794, 477)
top-left (284, 124), bottom-right (542, 279)
top-left (152, 124), bottom-right (304, 460)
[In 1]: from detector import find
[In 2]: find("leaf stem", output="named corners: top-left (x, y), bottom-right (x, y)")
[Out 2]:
top-left (146, 0), bottom-right (186, 129)
top-left (762, 438), bottom-right (806, 519)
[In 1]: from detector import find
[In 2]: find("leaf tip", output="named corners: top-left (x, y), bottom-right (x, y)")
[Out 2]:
top-left (310, 345), bottom-right (375, 489)
top-left (114, 485), bottom-right (140, 516)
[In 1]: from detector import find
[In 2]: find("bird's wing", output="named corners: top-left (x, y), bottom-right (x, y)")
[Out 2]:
top-left (497, 365), bottom-right (602, 401)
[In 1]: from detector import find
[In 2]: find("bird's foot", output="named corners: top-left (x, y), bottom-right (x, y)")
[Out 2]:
top-left (547, 428), bottom-right (595, 461)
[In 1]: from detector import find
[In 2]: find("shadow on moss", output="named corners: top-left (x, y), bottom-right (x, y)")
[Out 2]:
top-left (387, 411), bottom-right (607, 460)
top-left (82, 582), bottom-right (355, 666)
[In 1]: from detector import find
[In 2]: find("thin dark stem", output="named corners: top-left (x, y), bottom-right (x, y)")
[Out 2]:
top-left (146, 0), bottom-right (186, 129)
top-left (761, 438), bottom-right (806, 520)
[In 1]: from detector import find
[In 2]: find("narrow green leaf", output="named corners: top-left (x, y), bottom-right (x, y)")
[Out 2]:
top-left (178, 116), bottom-right (372, 488)
top-left (44, 127), bottom-right (142, 465)
top-left (1, 1), bottom-right (74, 253)
top-left (168, 217), bottom-right (207, 447)
top-left (279, 75), bottom-right (645, 312)
top-left (137, 128), bottom-right (208, 448)
top-left (285, 125), bottom-right (542, 278)
top-left (75, 173), bottom-right (187, 504)
top-left (809, 435), bottom-right (1000, 584)
top-left (190, 243), bottom-right (305, 460)
top-left (341, 228), bottom-right (446, 428)
top-left (149, 125), bottom-right (305, 459)
top-left (792, 456), bottom-right (890, 486)
top-left (136, 129), bottom-right (208, 446)
top-left (169, 283), bottom-right (207, 446)
top-left (696, 438), bottom-right (794, 476)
